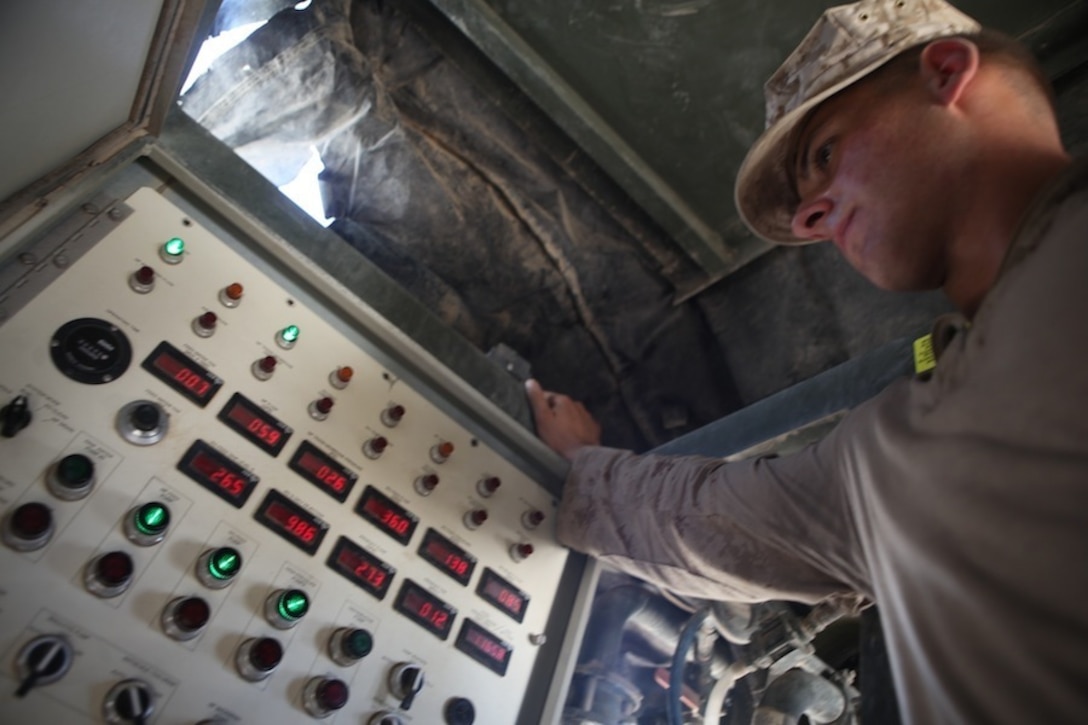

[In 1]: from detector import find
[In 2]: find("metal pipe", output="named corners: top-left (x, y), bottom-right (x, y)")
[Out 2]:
top-left (752, 668), bottom-right (845, 725)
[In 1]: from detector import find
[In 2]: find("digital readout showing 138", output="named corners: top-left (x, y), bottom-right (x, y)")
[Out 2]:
top-left (254, 489), bottom-right (328, 556)
top-left (355, 486), bottom-right (418, 545)
top-left (141, 341), bottom-right (223, 407)
top-left (177, 440), bottom-right (259, 509)
top-left (218, 392), bottom-right (292, 456)
top-left (288, 440), bottom-right (358, 503)
top-left (418, 528), bottom-right (476, 586)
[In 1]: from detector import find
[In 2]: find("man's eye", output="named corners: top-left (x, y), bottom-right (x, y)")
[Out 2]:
top-left (813, 141), bottom-right (833, 171)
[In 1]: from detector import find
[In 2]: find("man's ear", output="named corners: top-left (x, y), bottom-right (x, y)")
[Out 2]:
top-left (919, 38), bottom-right (979, 106)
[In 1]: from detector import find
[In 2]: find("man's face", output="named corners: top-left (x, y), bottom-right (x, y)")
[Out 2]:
top-left (788, 76), bottom-right (952, 291)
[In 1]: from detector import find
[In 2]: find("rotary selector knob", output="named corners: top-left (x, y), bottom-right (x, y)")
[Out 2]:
top-left (102, 678), bottom-right (155, 724)
top-left (0, 394), bottom-right (32, 437)
top-left (47, 453), bottom-right (96, 500)
top-left (3, 501), bottom-right (54, 552)
top-left (116, 400), bottom-right (168, 446)
top-left (389, 662), bottom-right (425, 710)
top-left (15, 634), bottom-right (73, 697)
top-left (161, 596), bottom-right (211, 641)
top-left (369, 712), bottom-right (404, 725)
top-left (124, 501), bottom-right (170, 546)
top-left (235, 637), bottom-right (283, 681)
top-left (329, 627), bottom-right (373, 666)
top-left (303, 676), bottom-right (350, 718)
top-left (84, 550), bottom-right (135, 598)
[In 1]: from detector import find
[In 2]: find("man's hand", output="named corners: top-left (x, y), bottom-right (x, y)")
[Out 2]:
top-left (525, 379), bottom-right (602, 461)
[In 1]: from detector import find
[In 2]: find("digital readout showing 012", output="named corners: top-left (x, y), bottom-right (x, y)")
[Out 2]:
top-left (289, 440), bottom-right (358, 503)
top-left (418, 528), bottom-right (476, 586)
top-left (476, 568), bottom-right (530, 623)
top-left (177, 440), bottom-right (259, 509)
top-left (455, 619), bottom-right (513, 677)
top-left (254, 489), bottom-right (328, 556)
top-left (326, 536), bottom-right (395, 600)
top-left (218, 392), bottom-right (292, 456)
top-left (355, 486), bottom-right (418, 545)
top-left (141, 341), bottom-right (223, 407)
top-left (394, 579), bottom-right (456, 641)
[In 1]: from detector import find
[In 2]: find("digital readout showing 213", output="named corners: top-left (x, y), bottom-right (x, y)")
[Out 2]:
top-left (218, 392), bottom-right (292, 456)
top-left (289, 440), bottom-right (358, 503)
top-left (141, 341), bottom-right (223, 407)
top-left (177, 440), bottom-right (259, 508)
top-left (254, 489), bottom-right (328, 556)
top-left (326, 536), bottom-right (396, 600)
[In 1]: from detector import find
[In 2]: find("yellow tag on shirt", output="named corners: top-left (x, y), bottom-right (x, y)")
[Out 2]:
top-left (913, 334), bottom-right (937, 375)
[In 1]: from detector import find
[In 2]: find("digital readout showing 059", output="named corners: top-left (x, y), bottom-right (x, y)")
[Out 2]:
top-left (355, 486), bottom-right (418, 545)
top-left (476, 568), bottom-right (530, 623)
top-left (394, 579), bottom-right (456, 641)
top-left (326, 536), bottom-right (395, 600)
top-left (141, 341), bottom-right (223, 407)
top-left (254, 489), bottom-right (328, 556)
top-left (289, 440), bottom-right (358, 503)
top-left (218, 392), bottom-right (292, 457)
top-left (177, 440), bottom-right (259, 509)
top-left (418, 528), bottom-right (476, 586)
top-left (455, 619), bottom-right (513, 677)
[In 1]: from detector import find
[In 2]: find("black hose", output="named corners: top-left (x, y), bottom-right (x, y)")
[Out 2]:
top-left (667, 606), bottom-right (712, 725)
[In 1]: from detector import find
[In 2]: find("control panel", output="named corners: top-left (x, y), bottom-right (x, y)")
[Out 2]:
top-left (0, 188), bottom-right (568, 723)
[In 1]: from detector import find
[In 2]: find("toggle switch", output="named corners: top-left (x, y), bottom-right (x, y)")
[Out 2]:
top-left (414, 473), bottom-right (439, 496)
top-left (430, 441), bottom-right (454, 464)
top-left (252, 355), bottom-right (277, 381)
top-left (0, 394), bottom-right (32, 438)
top-left (362, 435), bottom-right (388, 460)
top-left (219, 282), bottom-right (244, 308)
top-left (161, 596), bottom-right (211, 641)
top-left (124, 501), bottom-right (170, 546)
top-left (196, 546), bottom-right (242, 588)
top-left (303, 676), bottom-right (350, 718)
top-left (329, 627), bottom-right (373, 666)
top-left (235, 637), bottom-right (283, 681)
top-left (14, 634), bottom-right (73, 697)
top-left (192, 311), bottom-right (217, 338)
top-left (128, 265), bottom-right (155, 294)
top-left (116, 400), bottom-right (169, 446)
top-left (3, 501), bottom-right (53, 552)
top-left (380, 403), bottom-right (405, 428)
top-left (329, 366), bottom-right (353, 390)
top-left (102, 678), bottom-right (155, 724)
top-left (85, 551), bottom-right (135, 598)
top-left (47, 453), bottom-right (96, 501)
top-left (476, 476), bottom-right (501, 498)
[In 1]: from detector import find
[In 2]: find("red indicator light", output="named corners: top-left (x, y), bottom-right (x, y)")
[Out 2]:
top-left (96, 551), bottom-right (134, 586)
top-left (11, 502), bottom-right (52, 538)
top-left (250, 637), bottom-right (283, 671)
top-left (259, 356), bottom-right (276, 373)
top-left (175, 596), bottom-right (211, 631)
top-left (135, 266), bottom-right (155, 285)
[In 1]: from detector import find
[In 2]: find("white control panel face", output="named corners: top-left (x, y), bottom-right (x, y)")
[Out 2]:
top-left (0, 188), bottom-right (566, 724)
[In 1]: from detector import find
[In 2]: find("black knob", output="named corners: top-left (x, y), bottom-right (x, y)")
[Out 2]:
top-left (0, 395), bottom-right (31, 437)
top-left (15, 635), bottom-right (73, 697)
top-left (103, 678), bottom-right (154, 723)
top-left (445, 697), bottom-right (476, 725)
top-left (131, 404), bottom-right (160, 432)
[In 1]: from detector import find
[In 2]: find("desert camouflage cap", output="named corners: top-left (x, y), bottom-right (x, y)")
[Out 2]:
top-left (734, 0), bottom-right (980, 244)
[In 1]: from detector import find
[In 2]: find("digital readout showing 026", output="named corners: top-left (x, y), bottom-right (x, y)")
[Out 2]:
top-left (141, 341), bottom-right (223, 407)
top-left (394, 579), bottom-right (456, 641)
top-left (326, 536), bottom-right (395, 600)
top-left (455, 619), bottom-right (513, 677)
top-left (418, 528), bottom-right (476, 586)
top-left (288, 440), bottom-right (358, 503)
top-left (218, 392), bottom-right (292, 457)
top-left (355, 486), bottom-right (418, 545)
top-left (476, 568), bottom-right (530, 623)
top-left (177, 440), bottom-right (259, 509)
top-left (254, 489), bottom-right (328, 556)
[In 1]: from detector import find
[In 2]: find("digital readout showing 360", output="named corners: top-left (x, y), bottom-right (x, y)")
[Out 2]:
top-left (177, 440), bottom-right (259, 508)
top-left (218, 392), bottom-right (292, 456)
top-left (355, 486), bottom-right (418, 545)
top-left (141, 341), bottom-right (223, 407)
top-left (289, 440), bottom-right (358, 503)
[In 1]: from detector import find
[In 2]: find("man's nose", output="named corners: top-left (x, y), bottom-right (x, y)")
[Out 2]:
top-left (790, 197), bottom-right (834, 241)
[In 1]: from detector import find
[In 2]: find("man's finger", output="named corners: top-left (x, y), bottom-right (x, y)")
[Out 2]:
top-left (524, 379), bottom-right (552, 418)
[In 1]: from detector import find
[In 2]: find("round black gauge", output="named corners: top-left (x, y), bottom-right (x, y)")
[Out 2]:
top-left (50, 318), bottom-right (132, 384)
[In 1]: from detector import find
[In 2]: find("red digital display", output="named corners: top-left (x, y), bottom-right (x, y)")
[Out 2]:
top-left (327, 536), bottom-right (395, 600)
top-left (141, 341), bottom-right (222, 407)
top-left (177, 440), bottom-right (259, 508)
top-left (394, 579), bottom-right (456, 640)
top-left (418, 528), bottom-right (476, 586)
top-left (218, 392), bottom-right (292, 456)
top-left (254, 489), bottom-right (327, 556)
top-left (355, 486), bottom-right (418, 545)
top-left (289, 441), bottom-right (357, 502)
top-left (476, 568), bottom-right (530, 623)
top-left (455, 619), bottom-right (513, 676)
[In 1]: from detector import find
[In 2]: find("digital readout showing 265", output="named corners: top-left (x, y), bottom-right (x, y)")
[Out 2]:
top-left (177, 440), bottom-right (259, 508)
top-left (217, 392), bottom-right (292, 457)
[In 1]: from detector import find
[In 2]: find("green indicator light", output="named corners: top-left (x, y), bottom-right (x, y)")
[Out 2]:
top-left (57, 454), bottom-right (94, 486)
top-left (164, 237), bottom-right (185, 257)
top-left (208, 547), bottom-right (242, 580)
top-left (278, 589), bottom-right (310, 620)
top-left (281, 325), bottom-right (300, 343)
top-left (135, 502), bottom-right (170, 535)
top-left (345, 629), bottom-right (373, 658)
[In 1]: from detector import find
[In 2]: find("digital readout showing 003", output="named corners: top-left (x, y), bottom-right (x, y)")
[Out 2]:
top-left (355, 486), bottom-right (418, 545)
top-left (394, 579), bottom-right (456, 641)
top-left (254, 489), bottom-right (328, 556)
top-left (288, 440), bottom-right (358, 503)
top-left (418, 528), bottom-right (476, 586)
top-left (476, 568), bottom-right (530, 623)
top-left (455, 618), bottom-right (513, 677)
top-left (326, 536), bottom-right (395, 600)
top-left (218, 392), bottom-right (292, 456)
top-left (177, 440), bottom-right (259, 509)
top-left (141, 341), bottom-right (223, 407)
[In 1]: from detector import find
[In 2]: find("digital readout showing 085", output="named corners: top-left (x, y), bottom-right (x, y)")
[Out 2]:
top-left (476, 568), bottom-right (530, 623)
top-left (141, 341), bottom-right (223, 407)
top-left (254, 489), bottom-right (327, 556)
top-left (177, 440), bottom-right (259, 508)
top-left (289, 440), bottom-right (358, 503)
top-left (218, 392), bottom-right (292, 456)
top-left (355, 486), bottom-right (418, 545)
top-left (326, 536), bottom-right (395, 600)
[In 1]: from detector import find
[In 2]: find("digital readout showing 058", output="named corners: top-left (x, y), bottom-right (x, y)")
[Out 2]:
top-left (326, 536), bottom-right (395, 600)
top-left (218, 392), bottom-right (292, 457)
top-left (418, 528), bottom-right (476, 586)
top-left (289, 440), bottom-right (358, 503)
top-left (394, 579), bottom-right (456, 641)
top-left (455, 619), bottom-right (513, 677)
top-left (254, 489), bottom-right (328, 556)
top-left (177, 440), bottom-right (259, 509)
top-left (141, 341), bottom-right (223, 407)
top-left (355, 486), bottom-right (418, 545)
